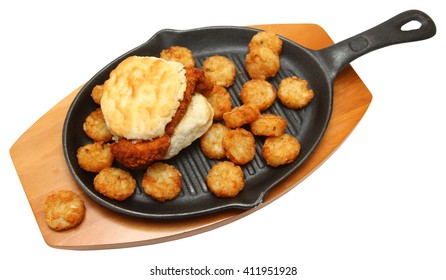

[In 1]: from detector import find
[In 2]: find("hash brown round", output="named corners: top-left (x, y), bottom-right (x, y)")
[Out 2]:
top-left (200, 123), bottom-right (230, 160)
top-left (141, 162), bottom-right (182, 202)
top-left (245, 46), bottom-right (280, 80)
top-left (202, 55), bottom-right (236, 87)
top-left (249, 113), bottom-right (287, 137)
top-left (77, 142), bottom-right (114, 173)
top-left (262, 133), bottom-right (301, 167)
top-left (83, 108), bottom-right (113, 142)
top-left (222, 128), bottom-right (256, 165)
top-left (206, 161), bottom-right (244, 198)
top-left (160, 45), bottom-right (195, 68)
top-left (93, 167), bottom-right (136, 201)
top-left (278, 76), bottom-right (314, 109)
top-left (44, 190), bottom-right (85, 231)
top-left (222, 104), bottom-right (260, 128)
top-left (240, 79), bottom-right (276, 111)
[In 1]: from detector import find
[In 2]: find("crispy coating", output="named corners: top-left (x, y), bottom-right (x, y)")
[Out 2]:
top-left (222, 128), bottom-right (256, 165)
top-left (250, 113), bottom-right (287, 137)
top-left (249, 31), bottom-right (282, 55)
top-left (200, 123), bottom-right (230, 159)
top-left (141, 162), bottom-right (182, 202)
top-left (222, 104), bottom-right (260, 128)
top-left (44, 190), bottom-right (85, 231)
top-left (195, 71), bottom-right (214, 96)
top-left (93, 167), bottom-right (136, 201)
top-left (91, 84), bottom-right (104, 104)
top-left (77, 142), bottom-right (114, 172)
top-left (202, 85), bottom-right (232, 121)
top-left (160, 45), bottom-right (195, 67)
top-left (202, 55), bottom-right (236, 87)
top-left (240, 79), bottom-right (276, 111)
top-left (262, 133), bottom-right (301, 167)
top-left (111, 135), bottom-right (171, 170)
top-left (165, 66), bottom-right (203, 136)
top-left (83, 108), bottom-right (113, 142)
top-left (278, 76), bottom-right (314, 109)
top-left (245, 46), bottom-right (280, 80)
top-left (206, 161), bottom-right (244, 197)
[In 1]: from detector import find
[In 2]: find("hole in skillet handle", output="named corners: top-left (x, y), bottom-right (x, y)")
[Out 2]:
top-left (401, 20), bottom-right (422, 31)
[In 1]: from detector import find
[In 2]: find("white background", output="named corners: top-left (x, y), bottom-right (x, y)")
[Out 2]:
top-left (1, 1), bottom-right (444, 279)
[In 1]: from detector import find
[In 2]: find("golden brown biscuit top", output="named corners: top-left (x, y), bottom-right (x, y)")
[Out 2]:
top-left (101, 56), bottom-right (186, 140)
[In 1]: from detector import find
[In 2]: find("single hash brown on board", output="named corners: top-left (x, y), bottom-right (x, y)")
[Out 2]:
top-left (44, 190), bottom-right (85, 231)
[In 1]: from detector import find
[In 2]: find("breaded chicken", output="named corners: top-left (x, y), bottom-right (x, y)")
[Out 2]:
top-left (111, 135), bottom-right (171, 170)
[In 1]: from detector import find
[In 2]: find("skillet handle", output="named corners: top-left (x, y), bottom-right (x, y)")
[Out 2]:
top-left (316, 9), bottom-right (436, 81)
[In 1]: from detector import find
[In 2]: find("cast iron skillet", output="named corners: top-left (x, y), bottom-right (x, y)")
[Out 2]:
top-left (63, 10), bottom-right (436, 219)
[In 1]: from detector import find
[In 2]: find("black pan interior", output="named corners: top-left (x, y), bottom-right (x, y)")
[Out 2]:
top-left (62, 26), bottom-right (333, 219)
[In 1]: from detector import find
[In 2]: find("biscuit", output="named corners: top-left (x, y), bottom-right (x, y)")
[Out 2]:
top-left (44, 190), bottom-right (85, 231)
top-left (163, 93), bottom-right (214, 159)
top-left (142, 162), bottom-right (182, 202)
top-left (101, 56), bottom-right (187, 140)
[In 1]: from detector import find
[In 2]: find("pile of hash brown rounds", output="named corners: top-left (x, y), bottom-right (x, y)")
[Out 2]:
top-left (44, 30), bottom-right (315, 231)
top-left (82, 31), bottom-right (315, 201)
top-left (200, 31), bottom-right (314, 197)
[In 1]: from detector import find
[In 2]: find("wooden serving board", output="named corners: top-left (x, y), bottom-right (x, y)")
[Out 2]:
top-left (10, 24), bottom-right (372, 250)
